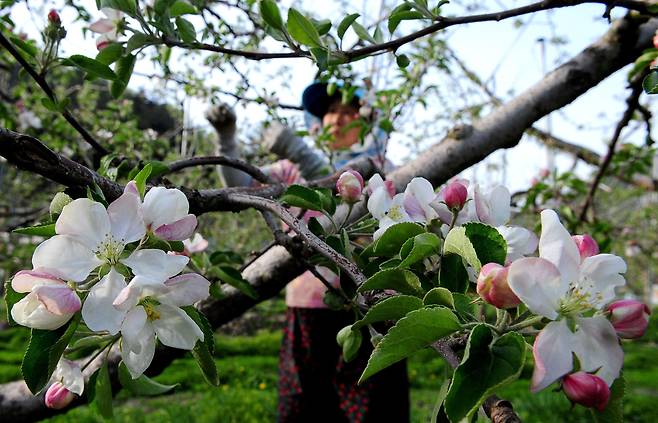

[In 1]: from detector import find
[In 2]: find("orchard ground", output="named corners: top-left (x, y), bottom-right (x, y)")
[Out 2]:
top-left (1, 298), bottom-right (657, 423)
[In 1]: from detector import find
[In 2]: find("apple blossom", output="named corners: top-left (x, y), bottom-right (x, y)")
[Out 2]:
top-left (11, 270), bottom-right (80, 330)
top-left (497, 226), bottom-right (538, 263)
top-left (89, 8), bottom-right (123, 50)
top-left (366, 174), bottom-right (395, 198)
top-left (45, 360), bottom-right (83, 409)
top-left (267, 159), bottom-right (302, 184)
top-left (472, 184), bottom-right (511, 227)
top-left (368, 190), bottom-right (411, 239)
top-left (403, 177), bottom-right (438, 223)
top-left (562, 372), bottom-right (610, 411)
top-left (572, 234), bottom-right (599, 260)
top-left (441, 180), bottom-right (468, 211)
top-left (183, 233), bottom-right (209, 255)
top-left (476, 263), bottom-right (520, 309)
top-left (607, 299), bottom-right (650, 339)
top-left (508, 210), bottom-right (626, 392)
top-left (142, 186), bottom-right (197, 241)
top-left (336, 170), bottom-right (364, 203)
top-left (109, 273), bottom-right (210, 378)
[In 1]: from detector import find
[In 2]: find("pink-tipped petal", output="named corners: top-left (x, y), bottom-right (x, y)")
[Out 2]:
top-left (154, 214), bottom-right (197, 241)
top-left (12, 270), bottom-right (62, 293)
top-left (159, 273), bottom-right (211, 306)
top-left (33, 284), bottom-right (81, 315)
top-left (531, 320), bottom-right (577, 392)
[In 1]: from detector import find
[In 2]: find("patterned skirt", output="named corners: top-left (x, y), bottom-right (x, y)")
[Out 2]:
top-left (278, 307), bottom-right (410, 423)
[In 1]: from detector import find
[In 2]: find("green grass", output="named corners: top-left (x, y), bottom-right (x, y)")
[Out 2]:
top-left (1, 313), bottom-right (657, 422)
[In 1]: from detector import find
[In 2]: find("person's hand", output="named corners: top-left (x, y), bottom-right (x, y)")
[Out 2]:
top-left (205, 103), bottom-right (236, 134)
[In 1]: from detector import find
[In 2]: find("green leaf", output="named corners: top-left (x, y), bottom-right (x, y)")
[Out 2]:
top-left (21, 316), bottom-right (80, 394)
top-left (100, 0), bottom-right (137, 16)
top-left (287, 8), bottom-right (323, 48)
top-left (398, 232), bottom-right (441, 268)
top-left (452, 293), bottom-right (476, 321)
top-left (68, 55), bottom-right (118, 80)
top-left (9, 36), bottom-right (38, 58)
top-left (372, 222), bottom-right (425, 257)
top-left (127, 32), bottom-right (155, 53)
top-left (643, 71), bottom-right (658, 95)
top-left (96, 43), bottom-right (124, 65)
top-left (13, 222), bottom-right (56, 237)
top-left (388, 10), bottom-right (425, 33)
top-left (438, 253), bottom-right (470, 293)
top-left (41, 97), bottom-right (60, 112)
top-left (259, 0), bottom-right (285, 31)
top-left (280, 184), bottom-right (323, 211)
top-left (351, 21), bottom-right (376, 44)
top-left (444, 325), bottom-right (526, 422)
top-left (591, 374), bottom-right (624, 422)
top-left (628, 50), bottom-right (658, 80)
top-left (216, 266), bottom-right (258, 299)
top-left (4, 280), bottom-right (26, 326)
top-left (359, 307), bottom-right (460, 382)
top-left (396, 53), bottom-right (410, 69)
top-left (134, 163), bottom-right (152, 198)
top-left (312, 18), bottom-right (332, 36)
top-left (90, 361), bottom-right (114, 419)
top-left (336, 325), bottom-right (362, 362)
top-left (70, 334), bottom-right (114, 349)
top-left (111, 53), bottom-right (136, 99)
top-left (310, 47), bottom-right (328, 70)
top-left (464, 222), bottom-right (507, 266)
top-left (118, 361), bottom-right (179, 395)
top-left (353, 295), bottom-right (423, 329)
top-left (191, 338), bottom-right (220, 386)
top-left (357, 268), bottom-right (423, 297)
top-left (423, 287), bottom-right (454, 308)
top-left (315, 187), bottom-right (336, 215)
top-left (337, 13), bottom-right (360, 39)
top-left (170, 0), bottom-right (197, 16)
top-left (182, 306), bottom-right (215, 355)
top-left (176, 17), bottom-right (196, 43)
top-left (444, 226), bottom-right (481, 272)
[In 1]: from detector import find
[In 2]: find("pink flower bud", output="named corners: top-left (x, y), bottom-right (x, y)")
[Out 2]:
top-left (366, 174), bottom-right (395, 197)
top-left (45, 382), bottom-right (76, 409)
top-left (476, 263), bottom-right (520, 309)
top-left (538, 168), bottom-right (550, 179)
top-left (572, 234), bottom-right (599, 260)
top-left (562, 372), bottom-right (610, 411)
top-left (48, 9), bottom-right (61, 25)
top-left (336, 170), bottom-right (364, 203)
top-left (607, 299), bottom-right (650, 339)
top-left (654, 30), bottom-right (658, 49)
top-left (442, 180), bottom-right (468, 210)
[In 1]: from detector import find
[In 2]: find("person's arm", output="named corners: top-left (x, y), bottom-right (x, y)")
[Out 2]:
top-left (206, 103), bottom-right (253, 187)
top-left (262, 122), bottom-right (330, 180)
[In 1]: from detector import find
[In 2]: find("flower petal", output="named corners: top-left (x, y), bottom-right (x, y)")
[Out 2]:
top-left (121, 249), bottom-right (189, 282)
top-left (89, 18), bottom-right (114, 34)
top-left (154, 214), bottom-right (197, 241)
top-left (33, 284), bottom-right (81, 315)
top-left (121, 308), bottom-right (155, 379)
top-left (52, 359), bottom-right (84, 395)
top-left (32, 235), bottom-right (104, 282)
top-left (158, 273), bottom-right (210, 306)
top-left (55, 198), bottom-right (109, 250)
top-left (474, 184), bottom-right (510, 227)
top-left (578, 254), bottom-right (627, 308)
top-left (573, 316), bottom-right (624, 386)
top-left (367, 187), bottom-right (392, 220)
top-left (143, 187), bottom-right (189, 230)
top-left (531, 320), bottom-right (577, 392)
top-left (107, 190), bottom-right (145, 244)
top-left (497, 226), bottom-right (538, 262)
top-left (12, 270), bottom-right (62, 293)
top-left (508, 257), bottom-right (565, 319)
top-left (11, 293), bottom-right (72, 330)
top-left (82, 268), bottom-right (127, 335)
top-left (538, 209), bottom-right (580, 285)
top-left (152, 304), bottom-right (204, 350)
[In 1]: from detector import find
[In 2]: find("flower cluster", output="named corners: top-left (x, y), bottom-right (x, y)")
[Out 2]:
top-left (10, 181), bottom-right (210, 395)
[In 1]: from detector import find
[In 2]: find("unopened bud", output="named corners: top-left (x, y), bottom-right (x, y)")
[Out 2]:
top-left (476, 263), bottom-right (520, 309)
top-left (48, 9), bottom-right (61, 25)
top-left (654, 30), bottom-right (658, 49)
top-left (442, 180), bottom-right (468, 210)
top-left (607, 299), bottom-right (650, 339)
top-left (572, 234), bottom-right (599, 260)
top-left (50, 192), bottom-right (73, 217)
top-left (45, 382), bottom-right (75, 409)
top-left (336, 170), bottom-right (364, 203)
top-left (562, 372), bottom-right (610, 411)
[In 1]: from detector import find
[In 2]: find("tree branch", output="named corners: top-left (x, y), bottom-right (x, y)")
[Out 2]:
top-left (165, 155), bottom-right (272, 184)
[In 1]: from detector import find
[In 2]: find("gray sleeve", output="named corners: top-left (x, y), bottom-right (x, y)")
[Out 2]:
top-left (262, 122), bottom-right (330, 180)
top-left (206, 104), bottom-right (253, 187)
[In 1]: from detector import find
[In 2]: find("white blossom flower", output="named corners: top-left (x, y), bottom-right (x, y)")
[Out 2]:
top-left (142, 186), bottom-right (197, 241)
top-left (45, 359), bottom-right (84, 409)
top-left (508, 209), bottom-right (626, 392)
top-left (89, 8), bottom-right (123, 50)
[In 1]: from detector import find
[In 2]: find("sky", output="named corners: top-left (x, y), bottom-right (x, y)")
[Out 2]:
top-left (8, 0), bottom-right (656, 192)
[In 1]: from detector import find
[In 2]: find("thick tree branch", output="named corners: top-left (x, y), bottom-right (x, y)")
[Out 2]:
top-left (165, 155), bottom-right (272, 184)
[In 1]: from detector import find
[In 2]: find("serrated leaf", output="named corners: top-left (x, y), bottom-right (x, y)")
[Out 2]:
top-left (182, 306), bottom-right (215, 354)
top-left (287, 8), bottom-right (323, 48)
top-left (4, 280), bottom-right (26, 326)
top-left (68, 55), bottom-right (117, 80)
top-left (191, 338), bottom-right (220, 386)
top-left (423, 287), bottom-right (454, 308)
top-left (176, 17), bottom-right (196, 43)
top-left (111, 53), bottom-right (136, 99)
top-left (359, 307), bottom-right (460, 382)
top-left (351, 21), bottom-right (376, 44)
top-left (118, 361), bottom-right (179, 395)
top-left (643, 71), bottom-right (658, 94)
top-left (216, 266), bottom-right (258, 299)
top-left (12, 222), bottom-right (56, 237)
top-left (95, 43), bottom-right (124, 65)
top-left (372, 222), bottom-right (425, 257)
top-left (464, 222), bottom-right (507, 266)
top-left (358, 268), bottom-right (423, 297)
top-left (337, 13), bottom-right (360, 39)
top-left (444, 226), bottom-right (481, 272)
top-left (353, 295), bottom-right (423, 329)
top-left (260, 0), bottom-right (285, 31)
top-left (444, 325), bottom-right (526, 422)
top-left (21, 315), bottom-right (79, 394)
top-left (170, 0), bottom-right (197, 16)
top-left (280, 184), bottom-right (323, 211)
top-left (438, 253), bottom-right (470, 293)
top-left (398, 232), bottom-right (441, 268)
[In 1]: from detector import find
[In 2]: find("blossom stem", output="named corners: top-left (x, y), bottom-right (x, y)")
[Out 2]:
top-left (506, 316), bottom-right (544, 332)
top-left (80, 335), bottom-right (119, 372)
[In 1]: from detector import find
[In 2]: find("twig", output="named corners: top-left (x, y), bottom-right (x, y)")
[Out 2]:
top-left (165, 155), bottom-right (273, 184)
top-left (0, 31), bottom-right (108, 155)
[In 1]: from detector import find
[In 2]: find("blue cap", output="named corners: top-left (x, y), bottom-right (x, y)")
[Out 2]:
top-left (301, 82), bottom-right (361, 119)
